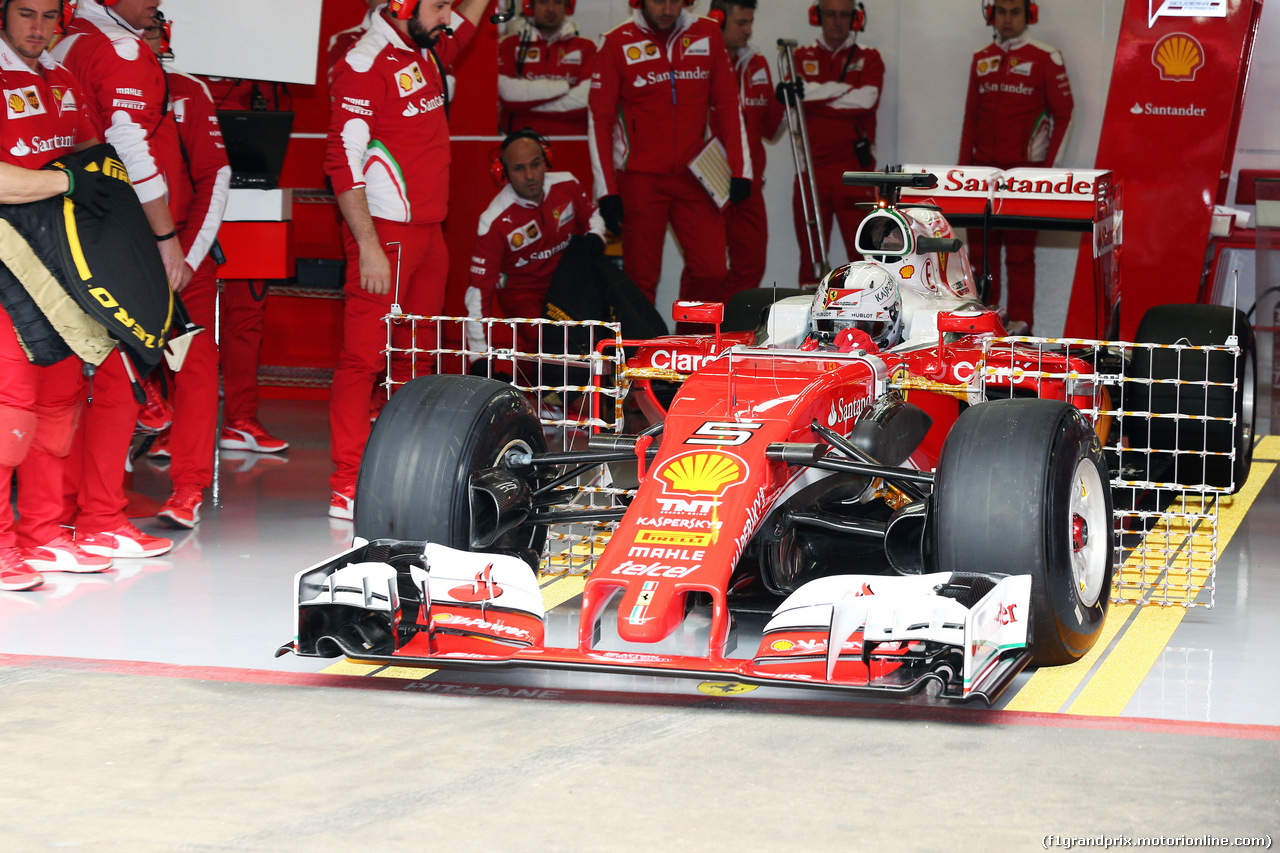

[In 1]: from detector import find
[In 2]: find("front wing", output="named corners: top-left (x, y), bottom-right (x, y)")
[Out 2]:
top-left (282, 539), bottom-right (1033, 704)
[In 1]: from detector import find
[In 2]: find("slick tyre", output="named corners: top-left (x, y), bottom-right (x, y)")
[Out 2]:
top-left (935, 398), bottom-right (1112, 666)
top-left (1126, 304), bottom-right (1255, 492)
top-left (355, 375), bottom-right (547, 556)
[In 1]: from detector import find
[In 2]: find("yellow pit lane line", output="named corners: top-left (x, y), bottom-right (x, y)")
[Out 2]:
top-left (319, 571), bottom-right (586, 679)
top-left (1007, 458), bottom-right (1275, 715)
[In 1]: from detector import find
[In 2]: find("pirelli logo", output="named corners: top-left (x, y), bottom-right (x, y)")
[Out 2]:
top-left (85, 157), bottom-right (130, 183)
top-left (635, 529), bottom-right (713, 547)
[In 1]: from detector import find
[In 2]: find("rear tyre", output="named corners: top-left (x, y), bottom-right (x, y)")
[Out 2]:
top-left (355, 375), bottom-right (547, 557)
top-left (1127, 304), bottom-right (1255, 492)
top-left (934, 399), bottom-right (1112, 666)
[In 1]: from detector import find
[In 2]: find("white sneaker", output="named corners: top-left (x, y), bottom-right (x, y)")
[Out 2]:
top-left (23, 535), bottom-right (113, 573)
top-left (329, 488), bottom-right (355, 521)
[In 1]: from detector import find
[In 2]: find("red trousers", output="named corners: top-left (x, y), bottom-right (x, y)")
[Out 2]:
top-left (617, 171), bottom-right (728, 304)
top-left (493, 284), bottom-right (551, 354)
top-left (330, 220), bottom-right (447, 492)
top-left (792, 160), bottom-right (875, 285)
top-left (969, 227), bottom-right (1038, 331)
top-left (62, 349), bottom-right (136, 532)
top-left (724, 188), bottom-right (769, 297)
top-left (0, 308), bottom-right (84, 549)
top-left (220, 278), bottom-right (269, 423)
top-left (167, 257), bottom-right (219, 490)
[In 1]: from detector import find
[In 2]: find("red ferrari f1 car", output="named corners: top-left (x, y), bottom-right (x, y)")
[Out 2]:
top-left (280, 169), bottom-right (1254, 704)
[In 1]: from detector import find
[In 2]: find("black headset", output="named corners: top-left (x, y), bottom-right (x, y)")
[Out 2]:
top-left (490, 128), bottom-right (554, 185)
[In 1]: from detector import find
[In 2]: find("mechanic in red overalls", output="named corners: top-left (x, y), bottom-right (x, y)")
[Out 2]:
top-left (53, 0), bottom-right (187, 559)
top-left (587, 0), bottom-right (751, 306)
top-left (0, 0), bottom-right (109, 589)
top-left (497, 0), bottom-right (595, 139)
top-left (789, 0), bottom-right (884, 285)
top-left (958, 0), bottom-right (1073, 333)
top-left (712, 0), bottom-right (782, 297)
top-left (324, 0), bottom-right (488, 521)
top-left (137, 14), bottom-right (232, 529)
top-left (466, 129), bottom-right (605, 352)
top-left (326, 0), bottom-right (378, 78)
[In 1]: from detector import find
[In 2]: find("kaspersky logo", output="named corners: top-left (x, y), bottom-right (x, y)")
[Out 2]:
top-left (1151, 32), bottom-right (1204, 81)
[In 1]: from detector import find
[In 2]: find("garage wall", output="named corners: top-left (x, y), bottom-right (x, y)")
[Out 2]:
top-left (643, 0), bottom-right (1128, 333)
top-left (564, 0), bottom-right (1274, 335)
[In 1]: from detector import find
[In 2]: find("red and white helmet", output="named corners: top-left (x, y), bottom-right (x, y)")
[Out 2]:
top-left (811, 263), bottom-right (903, 350)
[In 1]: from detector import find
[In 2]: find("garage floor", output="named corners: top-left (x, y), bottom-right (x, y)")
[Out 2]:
top-left (2, 399), bottom-right (1277, 848)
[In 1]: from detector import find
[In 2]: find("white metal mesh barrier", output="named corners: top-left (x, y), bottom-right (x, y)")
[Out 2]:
top-left (981, 336), bottom-right (1244, 608)
top-left (382, 314), bottom-right (632, 575)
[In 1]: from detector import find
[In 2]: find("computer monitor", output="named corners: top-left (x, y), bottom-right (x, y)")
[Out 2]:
top-left (217, 110), bottom-right (295, 189)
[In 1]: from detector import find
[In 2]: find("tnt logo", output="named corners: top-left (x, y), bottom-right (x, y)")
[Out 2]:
top-left (996, 603), bottom-right (1017, 625)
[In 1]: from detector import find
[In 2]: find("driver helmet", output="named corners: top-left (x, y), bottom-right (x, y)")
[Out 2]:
top-left (811, 263), bottom-right (904, 350)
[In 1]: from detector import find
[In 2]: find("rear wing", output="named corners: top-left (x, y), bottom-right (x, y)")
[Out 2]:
top-left (898, 165), bottom-right (1117, 234)
top-left (897, 165), bottom-right (1122, 335)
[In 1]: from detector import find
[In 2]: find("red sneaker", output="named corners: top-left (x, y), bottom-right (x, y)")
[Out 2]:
top-left (0, 547), bottom-right (43, 591)
top-left (157, 485), bottom-right (203, 529)
top-left (219, 419), bottom-right (289, 453)
top-left (137, 376), bottom-right (173, 434)
top-left (147, 431), bottom-right (171, 459)
top-left (329, 485), bottom-right (356, 520)
top-left (23, 534), bottom-right (113, 573)
top-left (76, 522), bottom-right (173, 558)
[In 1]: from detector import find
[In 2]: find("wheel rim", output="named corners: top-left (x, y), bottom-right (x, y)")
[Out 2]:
top-left (1240, 349), bottom-right (1255, 454)
top-left (1069, 457), bottom-right (1108, 608)
top-left (496, 438), bottom-right (534, 469)
top-left (493, 437), bottom-right (542, 552)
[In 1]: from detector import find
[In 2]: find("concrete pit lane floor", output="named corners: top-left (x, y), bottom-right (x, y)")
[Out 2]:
top-left (1, 400), bottom-right (1278, 848)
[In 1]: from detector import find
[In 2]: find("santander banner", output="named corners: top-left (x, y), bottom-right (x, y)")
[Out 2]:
top-left (1065, 0), bottom-right (1263, 338)
top-left (900, 165), bottom-right (1109, 221)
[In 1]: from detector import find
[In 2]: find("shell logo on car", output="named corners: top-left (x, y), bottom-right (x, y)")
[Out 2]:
top-left (1152, 32), bottom-right (1204, 81)
top-left (658, 451), bottom-right (746, 496)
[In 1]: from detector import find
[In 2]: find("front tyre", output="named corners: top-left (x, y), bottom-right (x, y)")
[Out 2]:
top-left (354, 375), bottom-right (547, 557)
top-left (934, 399), bottom-right (1113, 666)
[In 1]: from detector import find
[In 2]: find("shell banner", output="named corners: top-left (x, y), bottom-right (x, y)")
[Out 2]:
top-left (1065, 0), bottom-right (1263, 339)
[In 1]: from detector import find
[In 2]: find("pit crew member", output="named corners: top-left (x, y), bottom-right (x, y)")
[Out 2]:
top-left (326, 0), bottom-right (379, 76)
top-left (52, 0), bottom-right (182, 559)
top-left (497, 0), bottom-right (595, 138)
top-left (466, 129), bottom-right (604, 353)
top-left (786, 0), bottom-right (883, 284)
top-left (588, 0), bottom-right (751, 306)
top-left (712, 0), bottom-right (782, 296)
top-left (325, 0), bottom-right (487, 521)
top-left (138, 13), bottom-right (233, 529)
top-left (957, 0), bottom-right (1073, 332)
top-left (0, 0), bottom-right (111, 590)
